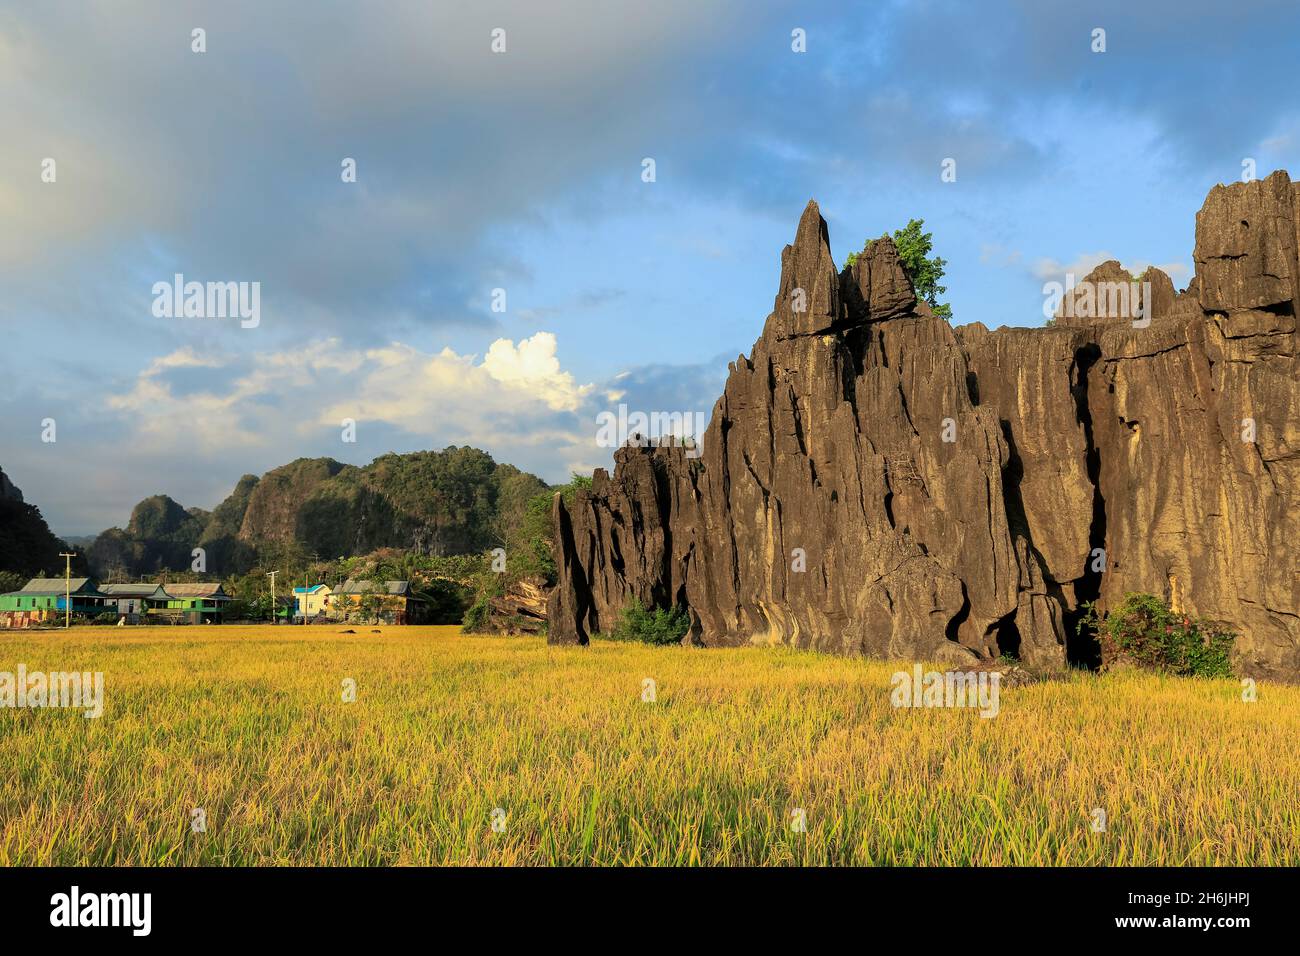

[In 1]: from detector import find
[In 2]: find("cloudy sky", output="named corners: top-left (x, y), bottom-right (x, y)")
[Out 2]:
top-left (2, 0), bottom-right (1299, 535)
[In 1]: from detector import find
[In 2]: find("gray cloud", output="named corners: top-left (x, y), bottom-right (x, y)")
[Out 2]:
top-left (0, 2), bottom-right (742, 332)
top-left (4, 0), bottom-right (1298, 533)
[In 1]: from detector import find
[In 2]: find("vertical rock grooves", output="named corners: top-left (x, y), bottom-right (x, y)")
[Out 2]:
top-left (549, 174), bottom-right (1300, 680)
top-left (1067, 343), bottom-right (1105, 668)
top-left (549, 491), bottom-right (592, 645)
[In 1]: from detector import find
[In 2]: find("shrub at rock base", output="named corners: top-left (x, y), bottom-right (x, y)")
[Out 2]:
top-left (607, 600), bottom-right (691, 646)
top-left (1079, 593), bottom-right (1235, 678)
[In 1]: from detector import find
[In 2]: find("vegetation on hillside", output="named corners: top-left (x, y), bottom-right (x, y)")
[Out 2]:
top-left (0, 495), bottom-right (84, 579)
top-left (212, 549), bottom-right (486, 625)
top-left (88, 495), bottom-right (207, 577)
top-left (461, 473), bottom-right (593, 634)
top-left (12, 453), bottom-right (586, 631)
top-left (85, 447), bottom-right (550, 581)
top-left (508, 472), bottom-right (592, 584)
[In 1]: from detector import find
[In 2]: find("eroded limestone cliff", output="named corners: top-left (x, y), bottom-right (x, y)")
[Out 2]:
top-left (549, 172), bottom-right (1300, 680)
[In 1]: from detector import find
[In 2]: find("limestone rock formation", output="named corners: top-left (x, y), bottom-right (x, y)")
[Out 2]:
top-left (549, 172), bottom-right (1300, 681)
top-left (1053, 259), bottom-right (1178, 327)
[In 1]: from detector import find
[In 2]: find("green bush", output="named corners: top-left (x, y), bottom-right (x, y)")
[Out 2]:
top-left (460, 596), bottom-right (492, 634)
top-left (1078, 593), bottom-right (1234, 678)
top-left (418, 578), bottom-right (474, 624)
top-left (607, 599), bottom-right (691, 646)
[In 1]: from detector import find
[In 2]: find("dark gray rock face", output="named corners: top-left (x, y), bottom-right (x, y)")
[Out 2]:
top-left (549, 174), bottom-right (1300, 680)
top-left (0, 467), bottom-right (23, 504)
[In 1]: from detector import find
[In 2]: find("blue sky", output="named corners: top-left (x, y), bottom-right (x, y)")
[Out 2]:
top-left (2, 0), bottom-right (1299, 534)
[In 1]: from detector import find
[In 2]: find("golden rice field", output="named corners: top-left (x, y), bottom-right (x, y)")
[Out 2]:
top-left (0, 625), bottom-right (1297, 866)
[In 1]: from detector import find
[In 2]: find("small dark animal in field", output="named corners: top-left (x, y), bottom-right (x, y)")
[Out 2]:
top-left (338, 629), bottom-right (356, 634)
top-left (370, 629), bottom-right (381, 633)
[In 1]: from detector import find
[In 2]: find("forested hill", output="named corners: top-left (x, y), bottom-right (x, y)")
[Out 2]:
top-left (0, 465), bottom-right (83, 579)
top-left (86, 447), bottom-right (549, 579)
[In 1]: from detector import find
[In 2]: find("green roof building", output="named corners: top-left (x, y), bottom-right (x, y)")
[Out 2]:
top-left (155, 583), bottom-right (231, 624)
top-left (98, 583), bottom-right (172, 622)
top-left (0, 578), bottom-right (108, 626)
top-left (0, 578), bottom-right (233, 626)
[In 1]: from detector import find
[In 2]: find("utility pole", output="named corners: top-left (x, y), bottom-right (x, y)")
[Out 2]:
top-left (59, 552), bottom-right (76, 628)
top-left (267, 570), bottom-right (278, 625)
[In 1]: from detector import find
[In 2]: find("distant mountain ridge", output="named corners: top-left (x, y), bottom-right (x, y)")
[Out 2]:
top-left (86, 446), bottom-right (549, 579)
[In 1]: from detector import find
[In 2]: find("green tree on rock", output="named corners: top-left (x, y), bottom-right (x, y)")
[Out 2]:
top-left (846, 218), bottom-right (952, 321)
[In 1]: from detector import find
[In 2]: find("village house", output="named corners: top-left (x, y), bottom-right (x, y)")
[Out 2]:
top-left (292, 583), bottom-right (333, 621)
top-left (158, 583), bottom-right (231, 624)
top-left (0, 578), bottom-right (109, 627)
top-left (98, 583), bottom-right (171, 623)
top-left (0, 578), bottom-right (233, 627)
top-left (332, 580), bottom-right (425, 625)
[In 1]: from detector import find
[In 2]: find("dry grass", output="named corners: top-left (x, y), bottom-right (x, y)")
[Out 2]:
top-left (0, 625), bottom-right (1296, 865)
